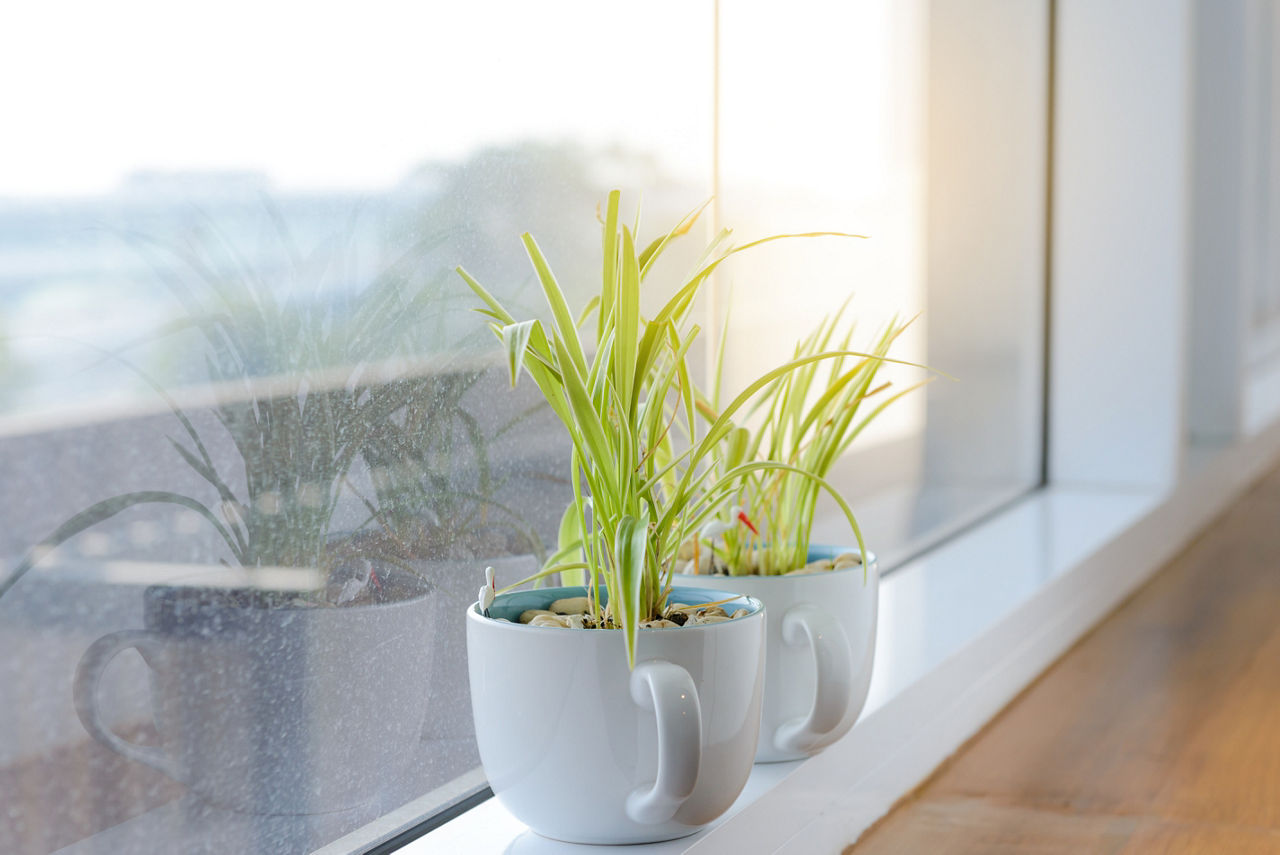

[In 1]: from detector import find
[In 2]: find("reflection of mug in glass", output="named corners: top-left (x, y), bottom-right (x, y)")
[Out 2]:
top-left (73, 568), bottom-right (433, 815)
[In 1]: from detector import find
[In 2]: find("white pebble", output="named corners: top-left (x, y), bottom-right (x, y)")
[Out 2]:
top-left (550, 597), bottom-right (590, 615)
top-left (785, 566), bottom-right (824, 576)
top-left (519, 609), bottom-right (555, 623)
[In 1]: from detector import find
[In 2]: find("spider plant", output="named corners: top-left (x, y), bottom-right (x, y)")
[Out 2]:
top-left (698, 303), bottom-right (929, 576)
top-left (460, 190), bottom-right (889, 668)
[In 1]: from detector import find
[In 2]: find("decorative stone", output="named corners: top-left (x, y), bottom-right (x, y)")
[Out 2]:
top-left (550, 597), bottom-right (590, 615)
top-left (784, 565), bottom-right (824, 576)
top-left (517, 599), bottom-right (749, 630)
top-left (519, 609), bottom-right (555, 624)
top-left (528, 614), bottom-right (572, 628)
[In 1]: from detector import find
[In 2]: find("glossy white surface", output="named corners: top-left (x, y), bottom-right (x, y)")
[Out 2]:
top-left (466, 586), bottom-right (766, 845)
top-left (860, 486), bottom-right (1154, 717)
top-left (676, 553), bottom-right (879, 762)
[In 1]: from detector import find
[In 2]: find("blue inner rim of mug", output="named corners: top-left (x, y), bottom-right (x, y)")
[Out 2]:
top-left (806, 544), bottom-right (869, 562)
top-left (485, 585), bottom-right (761, 623)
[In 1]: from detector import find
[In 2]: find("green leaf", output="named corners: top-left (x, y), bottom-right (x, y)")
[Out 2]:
top-left (615, 510), bottom-right (649, 669)
top-left (523, 234), bottom-right (589, 378)
top-left (599, 190), bottom-right (621, 343)
top-left (576, 295), bottom-right (602, 329)
top-left (553, 337), bottom-right (618, 499)
top-left (725, 426), bottom-right (751, 470)
top-left (614, 226), bottom-right (641, 414)
top-left (456, 267), bottom-right (516, 325)
top-left (500, 561), bottom-right (591, 594)
top-left (556, 502), bottom-right (583, 558)
top-left (712, 296), bottom-right (733, 411)
top-left (500, 320), bottom-right (538, 387)
top-left (637, 197), bottom-right (711, 279)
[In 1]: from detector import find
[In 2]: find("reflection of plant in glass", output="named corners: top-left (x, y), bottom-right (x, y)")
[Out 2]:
top-left (358, 371), bottom-right (545, 561)
top-left (0, 223), bottom-right (504, 602)
top-left (460, 191), bottom-right (867, 667)
top-left (696, 305), bottom-right (928, 576)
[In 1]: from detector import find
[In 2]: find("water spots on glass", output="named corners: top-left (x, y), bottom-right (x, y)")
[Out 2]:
top-left (173, 510), bottom-right (204, 535)
top-left (296, 483), bottom-right (326, 510)
top-left (127, 520), bottom-right (161, 548)
top-left (254, 492), bottom-right (281, 516)
top-left (0, 176), bottom-right (602, 851)
top-left (0, 70), bottom-right (702, 853)
top-left (76, 531), bottom-right (112, 557)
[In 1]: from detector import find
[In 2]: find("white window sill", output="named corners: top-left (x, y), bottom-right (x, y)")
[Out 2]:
top-left (394, 423), bottom-right (1280, 854)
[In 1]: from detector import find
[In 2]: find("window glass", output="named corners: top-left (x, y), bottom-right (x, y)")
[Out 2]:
top-left (717, 0), bottom-right (1048, 567)
top-left (0, 3), bottom-right (710, 853)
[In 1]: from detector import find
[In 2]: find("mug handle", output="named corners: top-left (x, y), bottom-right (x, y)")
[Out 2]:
top-left (626, 659), bottom-right (701, 825)
top-left (774, 604), bottom-right (854, 755)
top-left (73, 629), bottom-right (179, 779)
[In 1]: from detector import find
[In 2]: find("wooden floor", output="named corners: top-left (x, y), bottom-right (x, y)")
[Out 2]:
top-left (847, 465), bottom-right (1280, 855)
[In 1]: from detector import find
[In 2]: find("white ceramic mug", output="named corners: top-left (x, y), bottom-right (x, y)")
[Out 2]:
top-left (677, 548), bottom-right (879, 762)
top-left (466, 585), bottom-right (766, 844)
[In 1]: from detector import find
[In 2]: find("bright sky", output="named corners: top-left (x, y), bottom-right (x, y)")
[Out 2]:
top-left (0, 0), bottom-right (714, 196)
